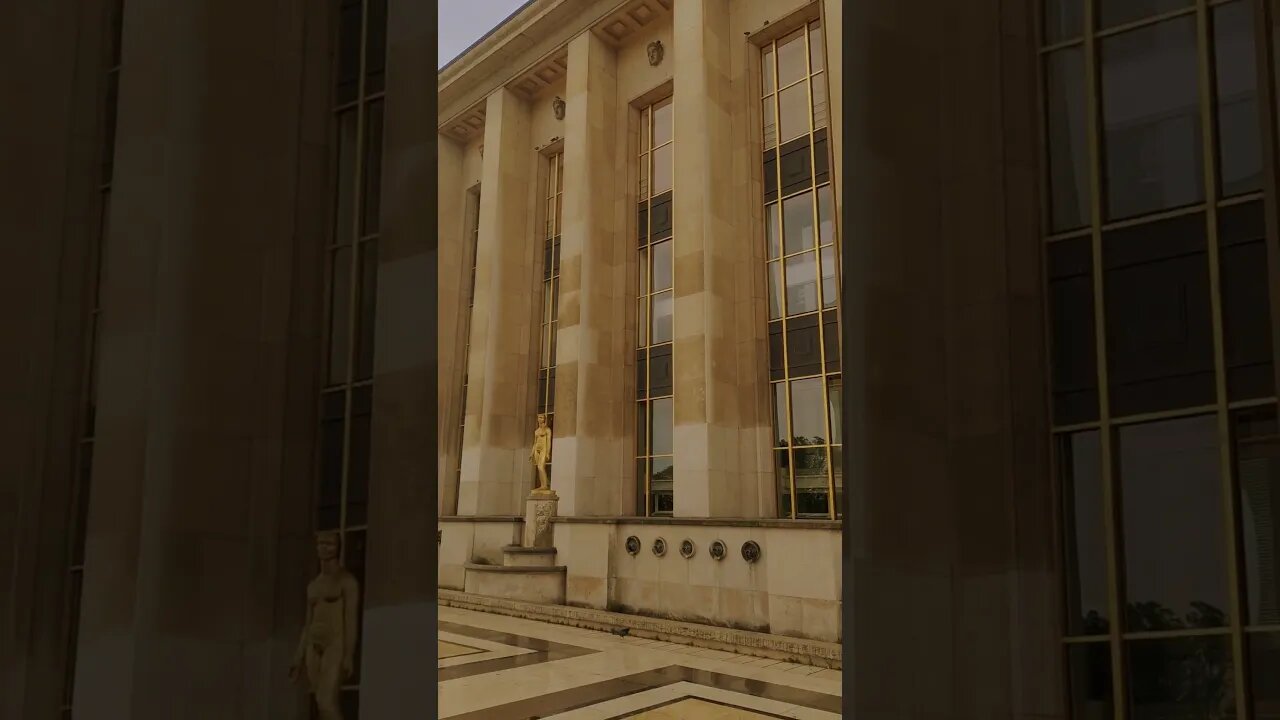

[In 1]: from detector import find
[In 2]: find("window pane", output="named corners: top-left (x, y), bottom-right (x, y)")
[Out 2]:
top-left (364, 0), bottom-right (387, 94)
top-left (766, 203), bottom-right (781, 259)
top-left (639, 246), bottom-right (649, 294)
top-left (651, 397), bottom-right (673, 456)
top-left (793, 447), bottom-right (830, 516)
top-left (773, 383), bottom-right (789, 446)
top-left (827, 376), bottom-right (841, 441)
top-left (787, 313), bottom-right (822, 376)
top-left (1103, 215), bottom-right (1214, 417)
top-left (336, 0), bottom-right (362, 103)
top-left (1101, 17), bottom-right (1203, 221)
top-left (776, 449), bottom-right (793, 517)
top-left (327, 247), bottom-right (352, 385)
top-left (767, 261), bottom-right (783, 319)
top-left (1049, 238), bottom-right (1099, 424)
top-left (784, 252), bottom-right (819, 315)
top-left (1126, 635), bottom-right (1234, 718)
top-left (637, 297), bottom-right (648, 346)
top-left (346, 402), bottom-right (371, 526)
top-left (789, 377), bottom-right (827, 445)
top-left (651, 290), bottom-right (673, 343)
top-left (1061, 430), bottom-right (1110, 635)
top-left (652, 144), bottom-right (673, 195)
top-left (1220, 201), bottom-right (1274, 400)
top-left (1236, 407), bottom-right (1280, 626)
top-left (810, 76), bottom-right (828, 129)
top-left (1101, 0), bottom-right (1192, 30)
top-left (636, 403), bottom-right (648, 454)
top-left (1045, 0), bottom-right (1084, 43)
top-left (808, 22), bottom-right (824, 73)
top-left (1067, 642), bottom-right (1113, 719)
top-left (334, 110), bottom-right (358, 242)
top-left (820, 245), bottom-right (837, 309)
top-left (763, 97), bottom-right (777, 150)
top-left (783, 191), bottom-right (815, 255)
top-left (779, 137), bottom-right (813, 196)
top-left (1046, 48), bottom-right (1090, 232)
top-left (1119, 415), bottom-right (1230, 630)
top-left (649, 345), bottom-right (673, 396)
top-left (651, 456), bottom-right (674, 514)
top-left (1215, 0), bottom-right (1263, 197)
top-left (652, 240), bottom-right (672, 291)
top-left (640, 109), bottom-right (650, 154)
top-left (355, 240), bottom-right (378, 380)
top-left (778, 83), bottom-right (809, 144)
top-left (762, 48), bottom-right (775, 94)
top-left (653, 98), bottom-right (673, 147)
top-left (1248, 631), bottom-right (1280, 715)
top-left (638, 152), bottom-right (649, 199)
top-left (817, 184), bottom-right (835, 245)
top-left (777, 29), bottom-right (806, 87)
top-left (362, 100), bottom-right (384, 235)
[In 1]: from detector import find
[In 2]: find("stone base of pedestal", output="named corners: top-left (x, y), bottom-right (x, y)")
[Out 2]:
top-left (522, 490), bottom-right (558, 548)
top-left (462, 563), bottom-right (567, 605)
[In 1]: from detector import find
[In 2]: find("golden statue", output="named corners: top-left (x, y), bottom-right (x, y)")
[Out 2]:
top-left (290, 531), bottom-right (359, 720)
top-left (530, 413), bottom-right (552, 493)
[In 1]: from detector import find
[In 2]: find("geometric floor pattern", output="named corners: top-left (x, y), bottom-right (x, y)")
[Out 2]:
top-left (438, 606), bottom-right (841, 719)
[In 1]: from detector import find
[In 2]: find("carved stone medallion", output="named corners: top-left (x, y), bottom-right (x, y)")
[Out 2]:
top-left (652, 537), bottom-right (667, 557)
top-left (553, 96), bottom-right (565, 120)
top-left (625, 535), bottom-right (641, 556)
top-left (647, 40), bottom-right (664, 67)
top-left (679, 539), bottom-right (696, 559)
top-left (741, 540), bottom-right (761, 564)
top-left (709, 540), bottom-right (727, 561)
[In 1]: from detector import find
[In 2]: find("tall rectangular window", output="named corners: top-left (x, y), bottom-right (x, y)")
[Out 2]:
top-left (537, 154), bottom-right (563, 477)
top-left (61, 1), bottom-right (125, 716)
top-left (1042, 0), bottom-right (1277, 715)
top-left (316, 0), bottom-right (385, 714)
top-left (761, 20), bottom-right (841, 520)
top-left (637, 97), bottom-right (674, 516)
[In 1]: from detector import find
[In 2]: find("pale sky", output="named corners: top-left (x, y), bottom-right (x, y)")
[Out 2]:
top-left (439, 1), bottom-right (532, 69)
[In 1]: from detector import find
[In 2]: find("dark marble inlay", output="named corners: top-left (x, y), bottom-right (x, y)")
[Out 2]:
top-left (442, 664), bottom-right (842, 719)
top-left (437, 621), bottom-right (597, 681)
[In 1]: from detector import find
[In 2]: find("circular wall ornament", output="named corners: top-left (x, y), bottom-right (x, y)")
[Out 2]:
top-left (625, 536), bottom-right (641, 556)
top-left (709, 540), bottom-right (727, 561)
top-left (652, 537), bottom-right (667, 557)
top-left (741, 540), bottom-right (761, 564)
top-left (679, 539), bottom-right (696, 559)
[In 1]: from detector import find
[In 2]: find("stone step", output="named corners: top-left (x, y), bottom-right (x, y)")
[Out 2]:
top-left (462, 563), bottom-right (566, 605)
top-left (501, 545), bottom-right (558, 568)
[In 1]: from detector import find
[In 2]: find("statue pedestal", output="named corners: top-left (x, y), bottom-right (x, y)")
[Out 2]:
top-left (522, 490), bottom-right (558, 548)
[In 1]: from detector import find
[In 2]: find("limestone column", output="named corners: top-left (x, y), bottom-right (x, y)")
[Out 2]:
top-left (359, 1), bottom-right (438, 715)
top-left (670, 0), bottom-right (749, 517)
top-left (69, 1), bottom-right (328, 717)
top-left (436, 134), bottom-right (466, 517)
top-left (0, 1), bottom-right (110, 717)
top-left (554, 31), bottom-right (625, 517)
top-left (456, 88), bottom-right (536, 516)
top-left (844, 0), bottom-right (1062, 716)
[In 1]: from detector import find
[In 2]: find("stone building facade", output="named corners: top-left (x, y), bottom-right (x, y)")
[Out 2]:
top-left (437, 0), bottom-right (847, 649)
top-left (4, 0), bottom-right (1280, 718)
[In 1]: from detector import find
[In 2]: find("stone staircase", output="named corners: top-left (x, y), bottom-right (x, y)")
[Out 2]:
top-left (462, 545), bottom-right (566, 604)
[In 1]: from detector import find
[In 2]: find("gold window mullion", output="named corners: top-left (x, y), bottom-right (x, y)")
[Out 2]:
top-left (1195, 0), bottom-right (1250, 713)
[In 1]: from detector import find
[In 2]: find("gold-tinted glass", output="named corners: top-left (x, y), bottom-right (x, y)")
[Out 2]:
top-left (637, 97), bottom-right (675, 515)
top-left (761, 19), bottom-right (840, 520)
top-left (1042, 1), bottom-right (1277, 715)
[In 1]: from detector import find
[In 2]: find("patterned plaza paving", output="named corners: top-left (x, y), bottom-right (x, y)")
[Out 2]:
top-left (437, 606), bottom-right (841, 719)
